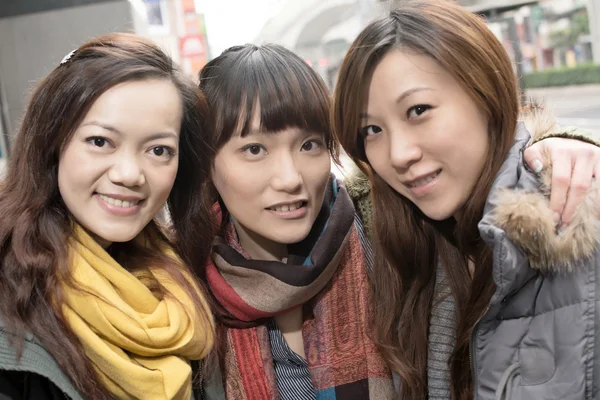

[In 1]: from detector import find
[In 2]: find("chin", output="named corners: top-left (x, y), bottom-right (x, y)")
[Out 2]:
top-left (420, 206), bottom-right (456, 222)
top-left (93, 228), bottom-right (139, 244)
top-left (268, 228), bottom-right (311, 245)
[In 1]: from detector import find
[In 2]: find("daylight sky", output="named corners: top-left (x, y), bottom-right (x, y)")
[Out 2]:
top-left (195, 0), bottom-right (281, 57)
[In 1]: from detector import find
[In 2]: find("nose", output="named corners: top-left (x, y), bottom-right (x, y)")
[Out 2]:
top-left (270, 152), bottom-right (303, 193)
top-left (107, 153), bottom-right (146, 187)
top-left (389, 129), bottom-right (423, 170)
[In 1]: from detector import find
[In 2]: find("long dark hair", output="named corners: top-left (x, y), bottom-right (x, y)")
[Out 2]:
top-left (0, 33), bottom-right (215, 399)
top-left (198, 43), bottom-right (338, 223)
top-left (332, 1), bottom-right (519, 398)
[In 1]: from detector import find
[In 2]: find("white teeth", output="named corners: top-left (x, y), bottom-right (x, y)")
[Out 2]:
top-left (409, 172), bottom-right (439, 188)
top-left (271, 201), bottom-right (303, 212)
top-left (98, 194), bottom-right (140, 208)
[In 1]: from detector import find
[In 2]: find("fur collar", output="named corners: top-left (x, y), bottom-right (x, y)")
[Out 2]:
top-left (493, 107), bottom-right (600, 272)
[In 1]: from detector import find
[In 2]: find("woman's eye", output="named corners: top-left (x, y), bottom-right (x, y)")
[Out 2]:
top-left (301, 139), bottom-right (323, 152)
top-left (150, 146), bottom-right (174, 158)
top-left (359, 125), bottom-right (382, 137)
top-left (242, 144), bottom-right (266, 156)
top-left (87, 136), bottom-right (108, 147)
top-left (407, 105), bottom-right (432, 119)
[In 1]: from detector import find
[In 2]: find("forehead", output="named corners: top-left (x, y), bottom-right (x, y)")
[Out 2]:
top-left (80, 79), bottom-right (183, 136)
top-left (367, 50), bottom-right (451, 100)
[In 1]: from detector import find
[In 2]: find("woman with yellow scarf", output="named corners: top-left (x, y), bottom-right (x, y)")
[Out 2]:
top-left (0, 33), bottom-right (215, 400)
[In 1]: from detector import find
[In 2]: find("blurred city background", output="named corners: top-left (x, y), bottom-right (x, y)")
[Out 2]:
top-left (1, 0), bottom-right (600, 174)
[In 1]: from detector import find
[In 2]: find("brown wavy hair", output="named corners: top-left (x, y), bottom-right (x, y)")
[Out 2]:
top-left (332, 1), bottom-right (519, 398)
top-left (0, 33), bottom-right (215, 398)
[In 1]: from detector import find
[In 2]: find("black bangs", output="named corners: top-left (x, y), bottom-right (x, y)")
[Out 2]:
top-left (199, 44), bottom-right (336, 155)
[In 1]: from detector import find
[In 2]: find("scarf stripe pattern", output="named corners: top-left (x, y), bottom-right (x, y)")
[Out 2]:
top-left (206, 177), bottom-right (393, 399)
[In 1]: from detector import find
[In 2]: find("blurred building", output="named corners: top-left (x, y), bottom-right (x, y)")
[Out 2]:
top-left (0, 0), bottom-right (209, 160)
top-left (253, 0), bottom-right (385, 89)
top-left (462, 0), bottom-right (598, 71)
top-left (254, 0), bottom-right (600, 89)
top-left (132, 0), bottom-right (210, 78)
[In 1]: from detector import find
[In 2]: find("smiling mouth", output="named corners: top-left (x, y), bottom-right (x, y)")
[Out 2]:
top-left (267, 201), bottom-right (307, 212)
top-left (407, 170), bottom-right (441, 188)
top-left (97, 194), bottom-right (142, 208)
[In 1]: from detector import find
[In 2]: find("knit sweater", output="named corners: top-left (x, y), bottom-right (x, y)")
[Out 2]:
top-left (427, 265), bottom-right (456, 399)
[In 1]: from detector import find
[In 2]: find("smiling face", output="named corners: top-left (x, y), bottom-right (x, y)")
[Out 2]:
top-left (361, 50), bottom-right (489, 221)
top-left (212, 105), bottom-right (331, 260)
top-left (58, 79), bottom-right (183, 247)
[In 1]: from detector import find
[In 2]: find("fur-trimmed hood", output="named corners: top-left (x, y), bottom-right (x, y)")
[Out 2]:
top-left (490, 108), bottom-right (600, 273)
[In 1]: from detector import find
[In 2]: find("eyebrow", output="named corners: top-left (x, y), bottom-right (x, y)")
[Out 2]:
top-left (359, 86), bottom-right (433, 120)
top-left (80, 121), bottom-right (178, 141)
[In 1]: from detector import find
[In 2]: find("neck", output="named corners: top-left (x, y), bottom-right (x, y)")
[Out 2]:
top-left (232, 218), bottom-right (287, 262)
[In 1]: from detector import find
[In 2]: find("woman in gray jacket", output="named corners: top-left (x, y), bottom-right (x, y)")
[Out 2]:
top-left (332, 0), bottom-right (600, 399)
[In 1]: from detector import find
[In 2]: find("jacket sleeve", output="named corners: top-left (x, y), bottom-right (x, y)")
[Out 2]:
top-left (521, 105), bottom-right (600, 146)
top-left (532, 125), bottom-right (600, 147)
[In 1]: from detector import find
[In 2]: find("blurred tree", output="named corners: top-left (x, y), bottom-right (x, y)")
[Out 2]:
top-left (550, 10), bottom-right (589, 48)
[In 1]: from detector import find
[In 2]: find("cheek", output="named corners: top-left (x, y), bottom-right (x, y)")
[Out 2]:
top-left (157, 163), bottom-right (179, 195)
top-left (365, 141), bottom-right (390, 180)
top-left (212, 163), bottom-right (263, 212)
top-left (299, 156), bottom-right (331, 206)
top-left (58, 146), bottom-right (90, 193)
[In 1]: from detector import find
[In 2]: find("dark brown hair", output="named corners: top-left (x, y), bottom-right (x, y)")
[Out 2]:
top-left (0, 33), bottom-right (214, 398)
top-left (332, 1), bottom-right (519, 398)
top-left (199, 43), bottom-right (337, 160)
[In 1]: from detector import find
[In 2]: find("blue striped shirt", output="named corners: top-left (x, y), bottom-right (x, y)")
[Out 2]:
top-left (267, 319), bottom-right (315, 399)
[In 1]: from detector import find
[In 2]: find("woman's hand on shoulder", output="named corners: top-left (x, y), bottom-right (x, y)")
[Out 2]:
top-left (524, 137), bottom-right (600, 229)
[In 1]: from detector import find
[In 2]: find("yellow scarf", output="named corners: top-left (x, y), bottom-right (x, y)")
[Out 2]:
top-left (61, 225), bottom-right (214, 400)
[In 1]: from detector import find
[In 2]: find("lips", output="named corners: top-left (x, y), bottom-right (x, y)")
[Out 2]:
top-left (267, 201), bottom-right (306, 212)
top-left (96, 193), bottom-right (145, 209)
top-left (405, 169), bottom-right (441, 188)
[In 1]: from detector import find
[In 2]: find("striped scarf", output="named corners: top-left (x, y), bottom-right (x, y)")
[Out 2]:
top-left (206, 177), bottom-right (393, 399)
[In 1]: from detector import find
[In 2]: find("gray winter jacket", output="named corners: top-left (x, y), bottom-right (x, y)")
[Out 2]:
top-left (475, 116), bottom-right (600, 399)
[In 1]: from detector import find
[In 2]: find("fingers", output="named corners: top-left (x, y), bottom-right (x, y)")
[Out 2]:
top-left (523, 144), bottom-right (544, 173)
top-left (548, 154), bottom-right (573, 227)
top-left (560, 157), bottom-right (594, 227)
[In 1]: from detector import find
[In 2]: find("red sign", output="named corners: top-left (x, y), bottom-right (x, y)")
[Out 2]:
top-left (179, 35), bottom-right (206, 58)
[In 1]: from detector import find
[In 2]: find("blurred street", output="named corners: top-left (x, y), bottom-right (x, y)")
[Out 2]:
top-left (526, 84), bottom-right (600, 136)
